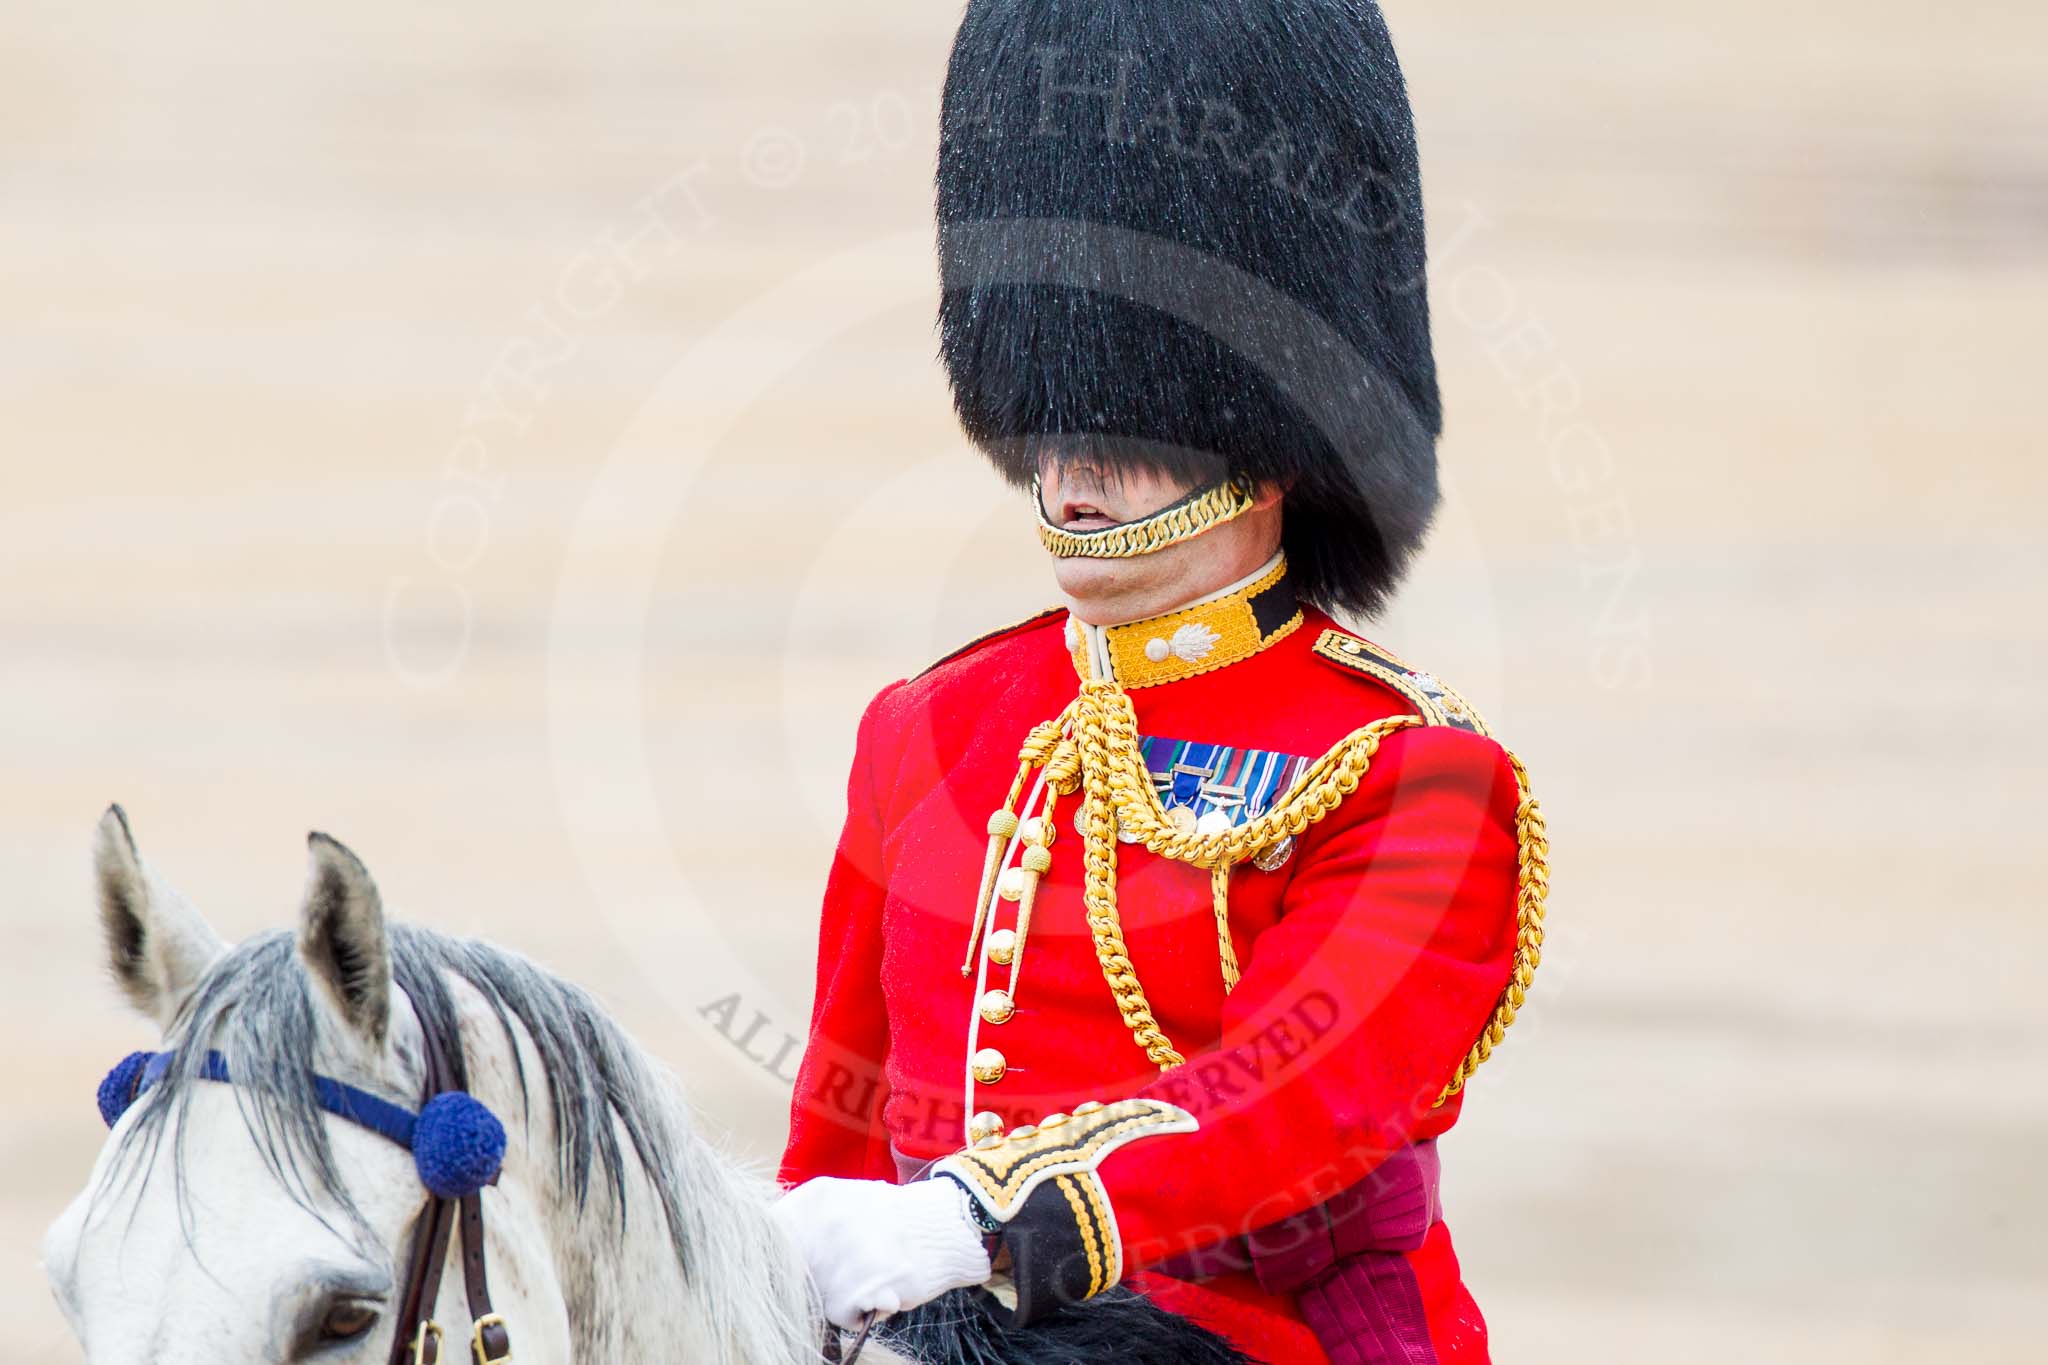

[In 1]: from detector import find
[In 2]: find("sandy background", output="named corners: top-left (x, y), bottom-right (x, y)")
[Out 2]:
top-left (4, 1), bottom-right (2044, 1359)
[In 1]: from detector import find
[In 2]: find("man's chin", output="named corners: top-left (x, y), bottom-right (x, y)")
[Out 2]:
top-left (1050, 557), bottom-right (1166, 626)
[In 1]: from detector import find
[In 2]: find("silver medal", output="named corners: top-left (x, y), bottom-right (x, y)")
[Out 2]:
top-left (1252, 835), bottom-right (1296, 872)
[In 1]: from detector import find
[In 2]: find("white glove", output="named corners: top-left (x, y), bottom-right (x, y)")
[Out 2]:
top-left (771, 1175), bottom-right (994, 1330)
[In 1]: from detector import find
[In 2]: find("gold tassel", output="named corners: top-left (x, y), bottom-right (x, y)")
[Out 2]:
top-left (961, 774), bottom-right (1028, 976)
top-left (1005, 794), bottom-right (1058, 997)
top-left (963, 712), bottom-right (1077, 976)
top-left (1211, 862), bottom-right (1241, 993)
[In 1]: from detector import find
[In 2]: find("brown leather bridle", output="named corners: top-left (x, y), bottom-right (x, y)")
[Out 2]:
top-left (388, 989), bottom-right (883, 1365)
top-left (384, 984), bottom-right (890, 1365)
top-left (388, 991), bottom-right (511, 1365)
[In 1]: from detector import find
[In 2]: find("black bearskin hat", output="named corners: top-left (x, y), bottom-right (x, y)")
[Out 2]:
top-left (937, 0), bottom-right (1440, 616)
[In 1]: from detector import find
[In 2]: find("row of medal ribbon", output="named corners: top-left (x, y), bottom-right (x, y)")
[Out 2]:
top-left (1075, 734), bottom-right (1309, 851)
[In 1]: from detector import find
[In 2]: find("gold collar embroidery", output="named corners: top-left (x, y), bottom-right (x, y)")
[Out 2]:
top-left (1066, 556), bottom-right (1303, 689)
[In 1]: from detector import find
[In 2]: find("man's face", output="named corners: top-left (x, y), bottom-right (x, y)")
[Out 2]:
top-left (1037, 457), bottom-right (1284, 626)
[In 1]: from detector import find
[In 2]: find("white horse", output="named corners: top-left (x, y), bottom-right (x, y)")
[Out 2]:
top-left (41, 807), bottom-right (914, 1365)
top-left (42, 810), bottom-right (1248, 1364)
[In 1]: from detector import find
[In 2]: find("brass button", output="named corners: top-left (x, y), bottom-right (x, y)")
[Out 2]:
top-left (978, 988), bottom-right (1015, 1025)
top-left (1072, 1099), bottom-right (1105, 1115)
top-left (1017, 816), bottom-right (1045, 844)
top-left (985, 928), bottom-right (1017, 966)
top-left (968, 1110), bottom-right (1004, 1143)
top-left (970, 1047), bottom-right (1007, 1084)
top-left (1038, 1111), bottom-right (1069, 1128)
top-left (997, 866), bottom-right (1027, 901)
top-left (1008, 1123), bottom-right (1039, 1141)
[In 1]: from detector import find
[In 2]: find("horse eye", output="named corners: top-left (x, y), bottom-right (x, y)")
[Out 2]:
top-left (318, 1299), bottom-right (379, 1341)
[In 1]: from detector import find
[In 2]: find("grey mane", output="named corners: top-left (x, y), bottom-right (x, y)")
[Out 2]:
top-left (105, 923), bottom-right (694, 1267)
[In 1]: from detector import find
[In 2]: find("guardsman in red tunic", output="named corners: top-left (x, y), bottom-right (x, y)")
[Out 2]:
top-left (770, 4), bottom-right (1549, 1362)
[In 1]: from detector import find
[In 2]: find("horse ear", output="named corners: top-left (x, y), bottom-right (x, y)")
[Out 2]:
top-left (93, 805), bottom-right (227, 1031)
top-left (297, 833), bottom-right (393, 1046)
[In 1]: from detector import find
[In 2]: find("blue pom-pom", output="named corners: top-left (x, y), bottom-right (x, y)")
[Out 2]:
top-left (97, 1050), bottom-right (154, 1129)
top-left (412, 1091), bottom-right (506, 1198)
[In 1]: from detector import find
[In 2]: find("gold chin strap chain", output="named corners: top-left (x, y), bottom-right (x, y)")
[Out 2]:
top-left (1034, 475), bottom-right (1258, 560)
top-left (966, 678), bottom-right (1549, 1105)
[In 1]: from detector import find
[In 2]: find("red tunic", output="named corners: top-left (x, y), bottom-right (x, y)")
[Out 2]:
top-left (781, 599), bottom-right (1520, 1363)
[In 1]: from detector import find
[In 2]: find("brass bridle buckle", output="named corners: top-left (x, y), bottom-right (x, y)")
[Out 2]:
top-left (411, 1320), bottom-right (444, 1365)
top-left (471, 1313), bottom-right (513, 1365)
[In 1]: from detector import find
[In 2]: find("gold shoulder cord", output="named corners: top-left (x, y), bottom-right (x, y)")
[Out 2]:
top-left (971, 679), bottom-right (1549, 1106)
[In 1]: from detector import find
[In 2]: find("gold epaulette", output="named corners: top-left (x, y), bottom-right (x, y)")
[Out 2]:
top-left (1310, 629), bottom-right (1491, 737)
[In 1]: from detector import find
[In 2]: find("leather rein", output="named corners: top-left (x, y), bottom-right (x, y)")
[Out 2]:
top-left (821, 1312), bottom-right (877, 1364)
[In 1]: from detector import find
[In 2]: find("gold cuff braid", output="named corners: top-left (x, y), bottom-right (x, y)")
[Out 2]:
top-left (933, 1099), bottom-right (1194, 1319)
top-left (1034, 476), bottom-right (1257, 559)
top-left (932, 1097), bottom-right (1197, 1220)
